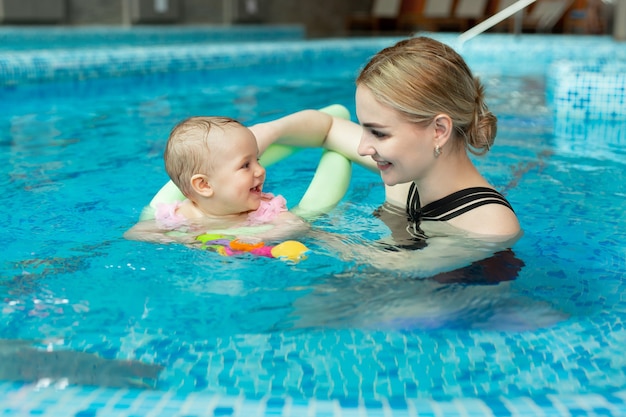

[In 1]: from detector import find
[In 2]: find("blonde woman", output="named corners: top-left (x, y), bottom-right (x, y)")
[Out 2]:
top-left (252, 36), bottom-right (522, 275)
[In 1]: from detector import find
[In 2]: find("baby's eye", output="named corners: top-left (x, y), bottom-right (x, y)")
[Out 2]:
top-left (242, 162), bottom-right (250, 169)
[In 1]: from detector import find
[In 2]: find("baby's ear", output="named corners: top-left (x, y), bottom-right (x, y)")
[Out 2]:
top-left (190, 174), bottom-right (213, 197)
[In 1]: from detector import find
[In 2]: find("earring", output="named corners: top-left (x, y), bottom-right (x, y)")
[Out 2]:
top-left (434, 144), bottom-right (441, 158)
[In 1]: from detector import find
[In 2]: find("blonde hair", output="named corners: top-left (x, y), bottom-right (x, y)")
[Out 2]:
top-left (356, 36), bottom-right (497, 155)
top-left (164, 116), bottom-right (242, 197)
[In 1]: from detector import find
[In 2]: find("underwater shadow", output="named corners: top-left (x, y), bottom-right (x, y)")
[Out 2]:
top-left (0, 339), bottom-right (163, 389)
top-left (287, 249), bottom-right (570, 332)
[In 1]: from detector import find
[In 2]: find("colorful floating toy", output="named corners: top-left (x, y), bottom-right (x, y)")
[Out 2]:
top-left (196, 233), bottom-right (310, 263)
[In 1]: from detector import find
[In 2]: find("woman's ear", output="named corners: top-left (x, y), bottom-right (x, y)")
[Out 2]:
top-left (433, 114), bottom-right (453, 147)
top-left (190, 174), bottom-right (213, 197)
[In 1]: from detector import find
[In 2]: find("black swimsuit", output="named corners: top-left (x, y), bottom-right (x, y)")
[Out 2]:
top-left (375, 183), bottom-right (515, 248)
top-left (407, 183), bottom-right (514, 235)
top-left (375, 184), bottom-right (522, 284)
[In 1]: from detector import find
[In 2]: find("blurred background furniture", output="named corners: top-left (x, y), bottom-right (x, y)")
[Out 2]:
top-left (346, 0), bottom-right (404, 32)
top-left (0, 0), bottom-right (619, 39)
top-left (0, 0), bottom-right (66, 23)
top-left (398, 0), bottom-right (490, 32)
top-left (124, 0), bottom-right (181, 24)
top-left (522, 0), bottom-right (574, 32)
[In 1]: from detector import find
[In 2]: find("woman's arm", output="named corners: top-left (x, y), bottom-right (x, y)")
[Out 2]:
top-left (250, 110), bottom-right (378, 173)
top-left (251, 109), bottom-right (413, 208)
top-left (252, 211), bottom-right (311, 243)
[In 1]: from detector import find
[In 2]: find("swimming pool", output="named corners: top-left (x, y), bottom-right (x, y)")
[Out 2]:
top-left (1, 28), bottom-right (626, 416)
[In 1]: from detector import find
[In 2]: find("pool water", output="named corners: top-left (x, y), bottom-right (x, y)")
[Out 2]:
top-left (1, 32), bottom-right (626, 416)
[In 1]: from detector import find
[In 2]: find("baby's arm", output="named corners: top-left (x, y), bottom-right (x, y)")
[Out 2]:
top-left (123, 220), bottom-right (198, 245)
top-left (125, 209), bottom-right (309, 247)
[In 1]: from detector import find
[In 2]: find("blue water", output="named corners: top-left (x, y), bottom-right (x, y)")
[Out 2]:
top-left (1, 33), bottom-right (626, 415)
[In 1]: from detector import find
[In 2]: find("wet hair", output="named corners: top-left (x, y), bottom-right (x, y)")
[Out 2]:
top-left (164, 116), bottom-right (242, 197)
top-left (356, 36), bottom-right (497, 155)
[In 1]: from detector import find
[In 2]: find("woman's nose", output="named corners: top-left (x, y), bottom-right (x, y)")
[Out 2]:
top-left (357, 133), bottom-right (374, 156)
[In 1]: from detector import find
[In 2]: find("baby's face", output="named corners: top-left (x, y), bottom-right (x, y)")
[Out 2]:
top-left (208, 126), bottom-right (267, 216)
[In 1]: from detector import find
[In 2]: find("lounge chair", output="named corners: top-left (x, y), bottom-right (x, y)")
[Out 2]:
top-left (346, 0), bottom-right (404, 33)
top-left (484, 0), bottom-right (572, 34)
top-left (399, 0), bottom-right (454, 31)
top-left (454, 0), bottom-right (490, 31)
top-left (490, 0), bottom-right (523, 32)
top-left (399, 0), bottom-right (488, 32)
top-left (522, 0), bottom-right (574, 32)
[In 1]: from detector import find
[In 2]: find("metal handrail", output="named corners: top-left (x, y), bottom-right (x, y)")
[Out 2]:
top-left (458, 0), bottom-right (537, 44)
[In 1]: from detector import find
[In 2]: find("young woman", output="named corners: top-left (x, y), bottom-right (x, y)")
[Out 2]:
top-left (251, 36), bottom-right (522, 276)
top-left (253, 37), bottom-right (520, 241)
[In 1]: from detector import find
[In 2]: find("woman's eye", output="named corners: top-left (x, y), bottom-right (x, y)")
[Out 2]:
top-left (370, 129), bottom-right (387, 138)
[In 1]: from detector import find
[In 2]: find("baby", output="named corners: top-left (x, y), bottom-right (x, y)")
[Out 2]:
top-left (124, 116), bottom-right (308, 245)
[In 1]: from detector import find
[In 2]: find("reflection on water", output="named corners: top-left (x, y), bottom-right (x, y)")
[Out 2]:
top-left (430, 249), bottom-right (524, 285)
top-left (554, 119), bottom-right (626, 163)
top-left (287, 249), bottom-right (568, 332)
top-left (283, 205), bottom-right (571, 332)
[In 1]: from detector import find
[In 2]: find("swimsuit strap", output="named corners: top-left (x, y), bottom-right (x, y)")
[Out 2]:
top-left (406, 181), bottom-right (421, 223)
top-left (407, 183), bottom-right (514, 223)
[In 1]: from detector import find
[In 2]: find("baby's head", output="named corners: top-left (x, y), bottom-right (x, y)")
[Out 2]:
top-left (164, 116), bottom-right (267, 215)
top-left (165, 116), bottom-right (237, 197)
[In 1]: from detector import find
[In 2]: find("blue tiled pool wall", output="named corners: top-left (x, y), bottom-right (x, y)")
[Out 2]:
top-left (2, 30), bottom-right (626, 123)
top-left (0, 37), bottom-right (394, 87)
top-left (4, 323), bottom-right (626, 417)
top-left (457, 34), bottom-right (626, 123)
top-left (73, 323), bottom-right (626, 403)
top-left (0, 24), bottom-right (306, 50)
top-left (546, 59), bottom-right (626, 121)
top-left (9, 380), bottom-right (625, 417)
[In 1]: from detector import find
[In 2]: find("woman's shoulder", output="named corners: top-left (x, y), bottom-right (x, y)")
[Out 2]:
top-left (447, 201), bottom-right (521, 238)
top-left (383, 181), bottom-right (521, 239)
